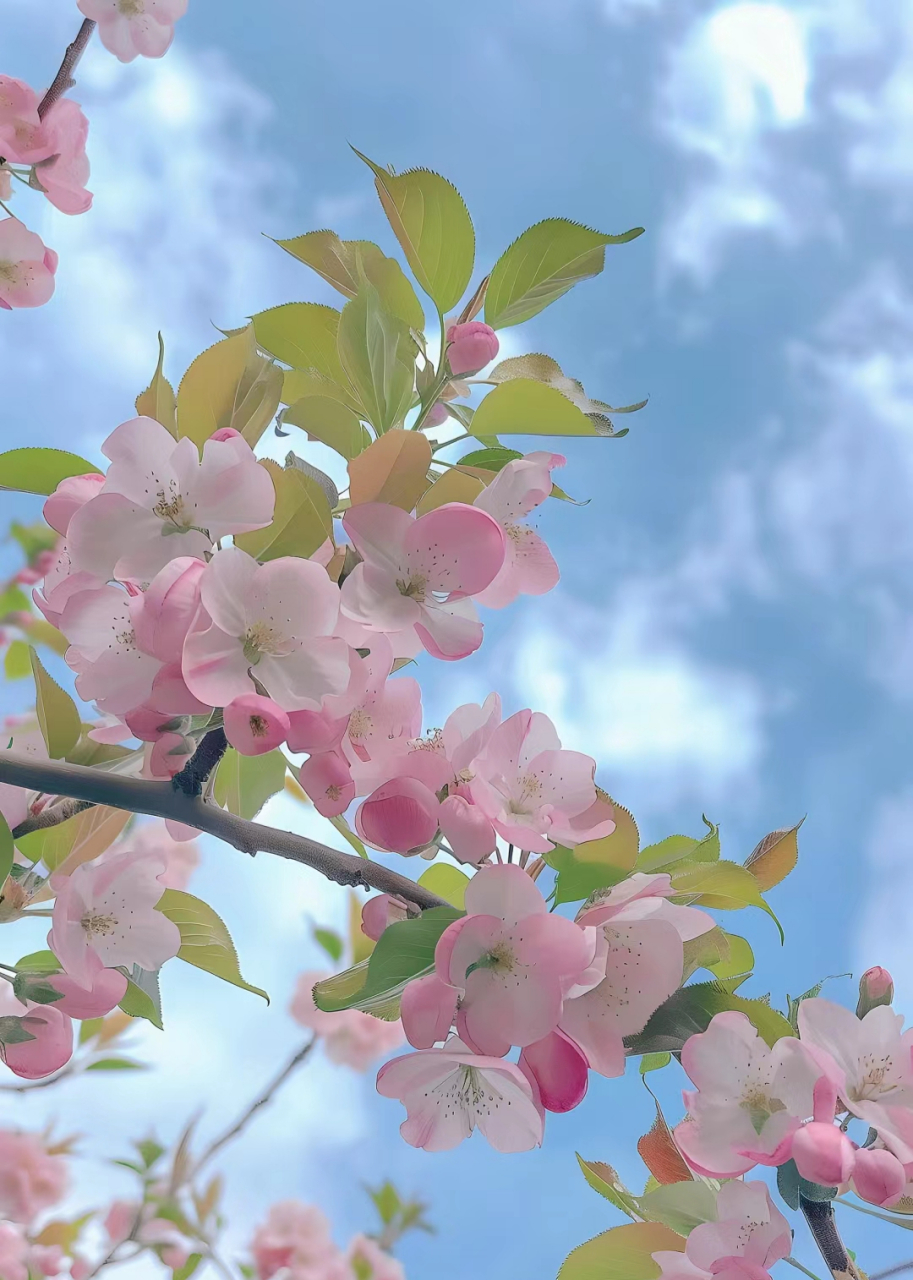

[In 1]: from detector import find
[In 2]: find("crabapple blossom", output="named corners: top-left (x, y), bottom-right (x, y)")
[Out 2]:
top-left (48, 848), bottom-right (180, 987)
top-left (126, 821), bottom-right (200, 890)
top-left (376, 1035), bottom-right (544, 1153)
top-left (182, 546), bottom-right (349, 712)
top-left (32, 99), bottom-right (92, 215)
top-left (468, 709), bottom-right (614, 853)
top-left (0, 219), bottom-right (57, 309)
top-left (355, 777), bottom-right (440, 854)
top-left (0, 1130), bottom-right (67, 1224)
top-left (77, 0), bottom-right (189, 63)
top-left (0, 1223), bottom-right (29, 1280)
top-left (298, 750), bottom-right (356, 818)
top-left (435, 863), bottom-right (593, 1055)
top-left (224, 694), bottom-right (290, 756)
top-left (473, 452), bottom-right (564, 608)
top-left (340, 502), bottom-right (505, 660)
top-left (0, 988), bottom-right (73, 1081)
top-left (59, 584), bottom-right (163, 717)
top-left (400, 972), bottom-right (459, 1050)
top-left (437, 793), bottom-right (497, 865)
top-left (32, 543), bottom-right (102, 632)
top-left (361, 893), bottom-right (409, 942)
top-left (0, 78), bottom-right (48, 164)
top-left (66, 418), bottom-right (275, 581)
top-left (132, 555), bottom-right (205, 665)
top-left (289, 972), bottom-right (404, 1071)
top-left (852, 1145), bottom-right (907, 1208)
top-left (346, 1236), bottom-right (404, 1280)
top-left (791, 1120), bottom-right (855, 1186)
top-left (652, 1181), bottom-right (791, 1280)
top-left (42, 474), bottom-right (104, 537)
top-left (673, 1011), bottom-right (822, 1177)
top-left (445, 321), bottom-right (499, 376)
top-left (249, 1201), bottom-right (342, 1280)
top-left (47, 955), bottom-right (128, 1020)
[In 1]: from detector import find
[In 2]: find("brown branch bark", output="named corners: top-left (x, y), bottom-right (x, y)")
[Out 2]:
top-left (38, 19), bottom-right (97, 119)
top-left (0, 752), bottom-right (448, 911)
top-left (801, 1197), bottom-right (862, 1280)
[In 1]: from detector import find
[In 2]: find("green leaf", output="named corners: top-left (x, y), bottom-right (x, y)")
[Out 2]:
top-left (417, 864), bottom-right (470, 908)
top-left (337, 280), bottom-right (417, 434)
top-left (85, 1057), bottom-right (145, 1071)
top-left (624, 981), bottom-right (794, 1054)
top-left (30, 648), bottom-right (81, 760)
top-left (708, 933), bottom-right (755, 982)
top-left (177, 327), bottom-right (280, 449)
top-left (213, 748), bottom-right (287, 820)
top-left (20, 618), bottom-right (69, 658)
top-left (12, 974), bottom-right (63, 1005)
top-left (487, 352), bottom-right (645, 434)
top-left (744, 820), bottom-right (802, 892)
top-left (0, 448), bottom-right (100, 495)
top-left (0, 814), bottom-right (13, 894)
top-left (575, 1155), bottom-right (639, 1218)
top-left (157, 888), bottom-right (268, 1002)
top-left (456, 447), bottom-right (523, 474)
top-left (670, 859), bottom-right (784, 942)
top-left (79, 1018), bottom-right (103, 1044)
top-left (638, 836), bottom-right (701, 872)
top-left (283, 395), bottom-right (371, 460)
top-left (118, 970), bottom-right (163, 1030)
top-left (558, 1221), bottom-right (684, 1280)
top-left (4, 640), bottom-right (32, 680)
top-left (545, 799), bottom-right (639, 905)
top-left (136, 1138), bottom-right (166, 1168)
top-left (14, 950), bottom-right (60, 974)
top-left (348, 429), bottom-right (432, 509)
top-left (234, 460), bottom-right (332, 561)
top-left (314, 907), bottom-right (463, 1014)
top-left (470, 379), bottom-right (611, 439)
top-left (353, 151), bottom-right (475, 312)
top-left (639, 1052), bottom-right (672, 1075)
top-left (368, 1180), bottom-right (403, 1227)
top-left (135, 332), bottom-right (177, 436)
top-left (0, 584), bottom-right (30, 615)
top-left (252, 303), bottom-right (348, 381)
top-left (313, 926), bottom-right (344, 964)
top-left (777, 1159), bottom-right (801, 1211)
top-left (636, 1183), bottom-right (718, 1236)
top-left (485, 218), bottom-right (643, 330)
top-left (275, 233), bottom-right (426, 330)
top-left (15, 805), bottom-right (130, 876)
top-left (173, 1255), bottom-right (204, 1280)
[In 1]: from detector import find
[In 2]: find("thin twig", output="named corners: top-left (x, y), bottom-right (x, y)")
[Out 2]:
top-left (37, 19), bottom-right (97, 119)
top-left (870, 1266), bottom-right (913, 1280)
top-left (801, 1196), bottom-right (862, 1280)
top-left (786, 1257), bottom-right (827, 1280)
top-left (18, 796), bottom-right (94, 833)
top-left (0, 752), bottom-right (448, 911)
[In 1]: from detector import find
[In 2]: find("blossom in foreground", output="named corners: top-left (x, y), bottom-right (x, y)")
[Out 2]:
top-left (652, 1181), bottom-right (791, 1280)
top-left (77, 0), bottom-right (189, 63)
top-left (0, 987), bottom-right (73, 1081)
top-left (48, 849), bottom-right (180, 986)
top-left (66, 418), bottom-right (275, 581)
top-left (59, 584), bottom-right (162, 717)
top-left (183, 546), bottom-right (350, 711)
top-left (473, 452), bottom-right (564, 608)
top-left (0, 1130), bottom-right (67, 1225)
top-left (435, 863), bottom-right (593, 1055)
top-left (289, 972), bottom-right (404, 1071)
top-left (0, 219), bottom-right (57, 309)
top-left (376, 1035), bottom-right (544, 1152)
top-left (355, 776), bottom-right (441, 855)
top-left (673, 1010), bottom-right (822, 1176)
top-left (340, 502), bottom-right (505, 660)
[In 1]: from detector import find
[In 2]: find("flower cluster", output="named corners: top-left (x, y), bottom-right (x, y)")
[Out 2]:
top-left (250, 1200), bottom-right (403, 1280)
top-left (0, 1128), bottom-right (76, 1280)
top-left (651, 1180), bottom-right (791, 1280)
top-left (375, 863), bottom-right (716, 1152)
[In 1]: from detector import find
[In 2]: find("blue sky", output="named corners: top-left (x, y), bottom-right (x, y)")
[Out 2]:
top-left (3, 0), bottom-right (913, 1276)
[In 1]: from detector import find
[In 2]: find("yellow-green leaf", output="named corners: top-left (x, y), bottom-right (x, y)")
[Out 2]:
top-left (488, 352), bottom-right (645, 434)
top-left (558, 1221), bottom-right (684, 1280)
top-left (349, 890), bottom-right (375, 964)
top-left (234, 460), bottom-right (332, 561)
top-left (17, 806), bottom-right (131, 876)
top-left (177, 330), bottom-right (252, 447)
top-left (416, 467), bottom-right (484, 514)
top-left (4, 640), bottom-right (31, 680)
top-left (283, 395), bottom-right (371, 460)
top-left (135, 332), bottom-right (177, 436)
top-left (546, 798), bottom-right (639, 905)
top-left (353, 151), bottom-right (475, 312)
top-left (232, 352), bottom-right (283, 448)
top-left (471, 379), bottom-right (609, 438)
top-left (0, 448), bottom-right (100, 496)
top-left (213, 748), bottom-right (287, 820)
top-left (20, 619), bottom-right (69, 657)
top-left (29, 648), bottom-right (80, 760)
top-left (337, 281), bottom-right (417, 434)
top-left (670, 859), bottom-right (784, 942)
top-left (275, 232), bottom-right (426, 330)
top-left (418, 864), bottom-right (470, 908)
top-left (348, 430), bottom-right (431, 510)
top-left (744, 820), bottom-right (802, 892)
top-left (575, 1155), bottom-right (639, 1218)
top-left (157, 889), bottom-right (268, 1001)
top-left (708, 933), bottom-right (755, 982)
top-left (0, 814), bottom-right (13, 895)
top-left (486, 218), bottom-right (644, 330)
top-left (282, 367), bottom-right (364, 416)
top-left (252, 303), bottom-right (347, 382)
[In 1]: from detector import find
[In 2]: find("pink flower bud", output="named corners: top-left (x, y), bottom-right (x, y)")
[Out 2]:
top-left (791, 1122), bottom-right (856, 1187)
top-left (42, 473), bottom-right (105, 536)
top-left (439, 793), bottom-right (497, 865)
top-left (361, 893), bottom-right (409, 942)
top-left (424, 401), bottom-right (450, 427)
top-left (857, 966), bottom-right (894, 1017)
top-left (852, 1146), bottom-right (907, 1208)
top-left (224, 695), bottom-right (290, 756)
top-left (519, 1028), bottom-right (589, 1114)
top-left (400, 971), bottom-right (459, 1048)
top-left (445, 321), bottom-right (500, 376)
top-left (355, 777), bottom-right (440, 854)
top-left (297, 750), bottom-right (355, 817)
top-left (1, 1004), bottom-right (74, 1080)
top-left (209, 427), bottom-right (242, 442)
top-left (49, 963), bottom-right (128, 1020)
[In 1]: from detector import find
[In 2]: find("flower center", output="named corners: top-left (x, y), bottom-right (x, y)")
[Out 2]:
top-left (852, 1054), bottom-right (896, 1100)
top-left (0, 261), bottom-right (21, 286)
top-left (249, 715), bottom-right (269, 738)
top-left (507, 772), bottom-right (542, 815)
top-left (466, 941), bottom-right (516, 979)
top-left (325, 784), bottom-right (343, 801)
top-left (348, 708), bottom-right (372, 740)
top-left (81, 911), bottom-right (118, 938)
top-left (739, 1088), bottom-right (785, 1135)
top-left (153, 487), bottom-right (191, 529)
top-left (118, 0), bottom-right (145, 14)
top-left (242, 621), bottom-right (292, 664)
top-left (396, 574), bottom-right (427, 603)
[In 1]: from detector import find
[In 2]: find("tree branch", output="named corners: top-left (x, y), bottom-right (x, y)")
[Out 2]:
top-left (0, 752), bottom-right (448, 911)
top-left (172, 728), bottom-right (229, 797)
top-left (38, 19), bottom-right (97, 120)
top-left (801, 1197), bottom-right (862, 1280)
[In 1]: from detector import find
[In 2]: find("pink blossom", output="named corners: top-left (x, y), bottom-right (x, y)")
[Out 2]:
top-left (473, 452), bottom-right (564, 609)
top-left (376, 1035), bottom-right (544, 1152)
top-left (67, 418), bottom-right (275, 581)
top-left (445, 322), bottom-right (499, 376)
top-left (355, 777), bottom-right (440, 855)
top-left (0, 219), bottom-right (57, 309)
top-left (132, 556), bottom-right (205, 664)
top-left (183, 546), bottom-right (349, 712)
top-left (0, 1223), bottom-right (29, 1280)
top-left (519, 1028), bottom-right (589, 1113)
top-left (48, 954), bottom-right (128, 1019)
top-left (438, 793), bottom-right (497, 865)
top-left (401, 972), bottom-right (459, 1049)
top-left (143, 731), bottom-right (192, 779)
top-left (298, 751), bottom-right (356, 818)
top-left (468, 709), bottom-right (614, 853)
top-left (224, 694), bottom-right (290, 756)
top-left (32, 543), bottom-right (102, 631)
top-left (345, 1237), bottom-right (404, 1280)
top-left (0, 989), bottom-right (73, 1081)
top-left (338, 640), bottom-right (423, 789)
top-left (852, 1146), bottom-right (907, 1208)
top-left (361, 894), bottom-right (409, 942)
top-left (289, 972), bottom-right (405, 1071)
top-left (59, 584), bottom-right (163, 717)
top-left (77, 0), bottom-right (189, 63)
top-left (653, 1181), bottom-right (791, 1280)
top-left (0, 78), bottom-right (49, 165)
top-left (673, 1011), bottom-right (822, 1177)
top-left (340, 502), bottom-right (505, 661)
top-left (250, 1200), bottom-right (339, 1280)
top-left (0, 1130), bottom-right (67, 1224)
top-left (126, 821), bottom-right (200, 890)
top-left (43, 473), bottom-right (105, 536)
top-left (32, 99), bottom-right (92, 215)
top-left (48, 848), bottom-right (181, 987)
top-left (435, 863), bottom-right (592, 1055)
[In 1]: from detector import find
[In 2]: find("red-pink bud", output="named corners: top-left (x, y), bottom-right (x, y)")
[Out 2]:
top-left (857, 966), bottom-right (894, 1017)
top-left (424, 401), bottom-right (450, 427)
top-left (361, 893), bottom-right (409, 942)
top-left (1, 1004), bottom-right (73, 1080)
top-left (519, 1029), bottom-right (589, 1114)
top-left (355, 777), bottom-right (440, 854)
top-left (852, 1146), bottom-right (907, 1208)
top-left (445, 321), bottom-right (499, 376)
top-left (50, 967), bottom-right (128, 1020)
top-left (209, 427), bottom-right (243, 442)
top-left (224, 694), bottom-right (290, 756)
top-left (792, 1122), bottom-right (856, 1186)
